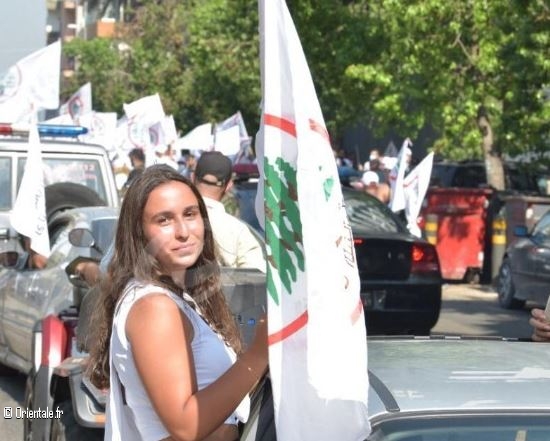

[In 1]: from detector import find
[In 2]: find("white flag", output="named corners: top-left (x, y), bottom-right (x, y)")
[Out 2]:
top-left (257, 1), bottom-right (370, 440)
top-left (10, 124), bottom-right (50, 257)
top-left (149, 115), bottom-right (178, 148)
top-left (79, 111), bottom-right (118, 152)
top-left (404, 152), bottom-right (434, 237)
top-left (59, 82), bottom-right (92, 122)
top-left (214, 125), bottom-right (240, 156)
top-left (123, 93), bottom-right (165, 125)
top-left (388, 138), bottom-right (412, 212)
top-left (174, 122), bottom-right (213, 153)
top-left (0, 41), bottom-right (61, 123)
top-left (215, 111), bottom-right (249, 141)
top-left (123, 94), bottom-right (166, 165)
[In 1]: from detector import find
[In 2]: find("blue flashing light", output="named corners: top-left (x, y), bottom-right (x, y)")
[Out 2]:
top-left (37, 124), bottom-right (88, 137)
top-left (0, 123), bottom-right (88, 138)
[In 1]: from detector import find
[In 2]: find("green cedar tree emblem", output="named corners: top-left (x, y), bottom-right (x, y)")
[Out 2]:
top-left (264, 157), bottom-right (305, 305)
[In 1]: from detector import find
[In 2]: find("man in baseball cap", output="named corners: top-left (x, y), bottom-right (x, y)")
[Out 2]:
top-left (194, 151), bottom-right (233, 187)
top-left (193, 151), bottom-right (265, 272)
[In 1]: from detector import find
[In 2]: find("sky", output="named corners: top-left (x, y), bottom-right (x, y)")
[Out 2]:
top-left (0, 1), bottom-right (47, 72)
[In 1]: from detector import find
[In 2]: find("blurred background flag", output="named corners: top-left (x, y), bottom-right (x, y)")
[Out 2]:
top-left (174, 122), bottom-right (213, 154)
top-left (59, 82), bottom-right (92, 123)
top-left (256, 1), bottom-right (370, 440)
top-left (389, 138), bottom-right (412, 213)
top-left (10, 122), bottom-right (50, 257)
top-left (404, 152), bottom-right (434, 237)
top-left (0, 40), bottom-right (61, 123)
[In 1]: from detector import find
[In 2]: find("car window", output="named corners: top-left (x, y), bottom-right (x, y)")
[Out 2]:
top-left (90, 217), bottom-right (117, 256)
top-left (451, 165), bottom-right (487, 188)
top-left (532, 210), bottom-right (550, 239)
top-left (343, 190), bottom-right (405, 233)
top-left (17, 157), bottom-right (108, 203)
top-left (0, 156), bottom-right (11, 210)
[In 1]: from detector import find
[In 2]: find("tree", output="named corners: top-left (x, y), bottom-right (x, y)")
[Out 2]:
top-left (62, 0), bottom-right (549, 183)
top-left (343, 0), bottom-right (550, 189)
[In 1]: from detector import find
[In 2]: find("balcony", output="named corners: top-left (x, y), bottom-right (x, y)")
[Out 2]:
top-left (86, 19), bottom-right (116, 38)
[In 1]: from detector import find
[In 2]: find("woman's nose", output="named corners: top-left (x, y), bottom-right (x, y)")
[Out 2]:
top-left (174, 218), bottom-right (189, 239)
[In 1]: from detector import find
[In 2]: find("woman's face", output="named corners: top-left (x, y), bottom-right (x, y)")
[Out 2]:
top-left (142, 180), bottom-right (205, 276)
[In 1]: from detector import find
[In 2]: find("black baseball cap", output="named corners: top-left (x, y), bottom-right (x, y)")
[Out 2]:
top-left (194, 151), bottom-right (233, 186)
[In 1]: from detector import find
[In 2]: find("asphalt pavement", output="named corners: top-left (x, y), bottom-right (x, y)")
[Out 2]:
top-left (432, 282), bottom-right (535, 340)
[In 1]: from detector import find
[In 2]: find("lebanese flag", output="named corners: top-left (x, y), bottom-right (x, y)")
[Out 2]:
top-left (256, 1), bottom-right (370, 440)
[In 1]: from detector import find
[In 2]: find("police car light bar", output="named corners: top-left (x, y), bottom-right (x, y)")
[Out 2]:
top-left (0, 123), bottom-right (88, 138)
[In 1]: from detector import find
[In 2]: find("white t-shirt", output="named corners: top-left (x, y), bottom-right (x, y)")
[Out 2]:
top-left (203, 196), bottom-right (266, 272)
top-left (105, 280), bottom-right (249, 441)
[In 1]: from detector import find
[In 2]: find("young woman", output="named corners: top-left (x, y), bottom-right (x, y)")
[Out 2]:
top-left (88, 165), bottom-right (268, 441)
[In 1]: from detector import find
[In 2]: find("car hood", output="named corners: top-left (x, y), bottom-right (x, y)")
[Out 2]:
top-left (368, 339), bottom-right (550, 419)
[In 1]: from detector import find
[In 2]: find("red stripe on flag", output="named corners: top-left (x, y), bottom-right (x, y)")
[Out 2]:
top-left (308, 118), bottom-right (330, 143)
top-left (264, 114), bottom-right (297, 138)
top-left (350, 299), bottom-right (363, 325)
top-left (268, 310), bottom-right (309, 345)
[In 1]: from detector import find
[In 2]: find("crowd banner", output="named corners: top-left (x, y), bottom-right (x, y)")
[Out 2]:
top-left (404, 152), bottom-right (435, 237)
top-left (79, 111), bottom-right (118, 152)
top-left (10, 122), bottom-right (50, 257)
top-left (123, 93), bottom-right (166, 165)
top-left (214, 124), bottom-right (240, 156)
top-left (256, 1), bottom-right (370, 440)
top-left (174, 122), bottom-right (213, 154)
top-left (0, 40), bottom-right (61, 123)
top-left (388, 138), bottom-right (412, 212)
top-left (59, 82), bottom-right (92, 123)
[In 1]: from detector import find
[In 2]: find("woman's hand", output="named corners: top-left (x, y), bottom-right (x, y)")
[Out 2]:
top-left (529, 308), bottom-right (550, 342)
top-left (243, 313), bottom-right (268, 377)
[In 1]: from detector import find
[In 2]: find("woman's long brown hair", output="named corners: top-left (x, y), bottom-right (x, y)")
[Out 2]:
top-left (87, 164), bottom-right (242, 389)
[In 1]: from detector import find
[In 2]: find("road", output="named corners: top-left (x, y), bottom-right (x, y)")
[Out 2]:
top-left (432, 282), bottom-right (535, 339)
top-left (0, 283), bottom-right (540, 439)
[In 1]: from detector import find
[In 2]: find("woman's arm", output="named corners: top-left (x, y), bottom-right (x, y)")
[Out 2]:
top-left (530, 308), bottom-right (550, 342)
top-left (126, 294), bottom-right (268, 441)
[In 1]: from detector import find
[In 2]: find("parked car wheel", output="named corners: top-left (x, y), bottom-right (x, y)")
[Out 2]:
top-left (50, 400), bottom-right (103, 441)
top-left (45, 182), bottom-right (105, 220)
top-left (497, 258), bottom-right (525, 309)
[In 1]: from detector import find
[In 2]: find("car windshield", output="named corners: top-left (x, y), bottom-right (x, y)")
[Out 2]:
top-left (0, 156), bottom-right (11, 210)
top-left (369, 414), bottom-right (550, 441)
top-left (17, 156), bottom-right (108, 203)
top-left (343, 189), bottom-right (406, 234)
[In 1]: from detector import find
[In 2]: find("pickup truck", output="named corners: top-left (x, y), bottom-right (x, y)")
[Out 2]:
top-left (0, 126), bottom-right (120, 440)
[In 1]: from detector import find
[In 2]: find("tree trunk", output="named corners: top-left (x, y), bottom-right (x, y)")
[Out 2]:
top-left (477, 106), bottom-right (505, 191)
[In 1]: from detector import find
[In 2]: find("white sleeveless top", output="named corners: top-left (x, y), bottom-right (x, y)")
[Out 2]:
top-left (104, 279), bottom-right (250, 441)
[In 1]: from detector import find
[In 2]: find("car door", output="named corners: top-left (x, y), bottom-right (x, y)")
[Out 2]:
top-left (530, 211), bottom-right (550, 304)
top-left (2, 220), bottom-right (73, 369)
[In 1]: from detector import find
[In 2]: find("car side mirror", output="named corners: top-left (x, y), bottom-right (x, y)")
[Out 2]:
top-left (68, 228), bottom-right (95, 248)
top-left (0, 251), bottom-right (20, 268)
top-left (513, 225), bottom-right (529, 237)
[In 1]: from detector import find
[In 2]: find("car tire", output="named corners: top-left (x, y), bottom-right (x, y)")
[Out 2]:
top-left (50, 400), bottom-right (103, 441)
top-left (45, 183), bottom-right (105, 220)
top-left (497, 258), bottom-right (525, 309)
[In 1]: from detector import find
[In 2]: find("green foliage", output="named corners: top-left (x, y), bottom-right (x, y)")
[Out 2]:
top-left (63, 0), bottom-right (549, 162)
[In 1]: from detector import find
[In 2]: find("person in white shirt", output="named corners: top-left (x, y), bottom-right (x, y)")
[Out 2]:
top-left (87, 165), bottom-right (268, 441)
top-left (193, 151), bottom-right (266, 272)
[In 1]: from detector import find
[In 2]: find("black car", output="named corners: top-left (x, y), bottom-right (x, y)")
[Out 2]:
top-left (430, 160), bottom-right (548, 194)
top-left (497, 208), bottom-right (550, 309)
top-left (233, 169), bottom-right (443, 335)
